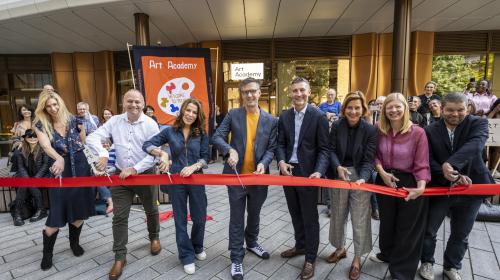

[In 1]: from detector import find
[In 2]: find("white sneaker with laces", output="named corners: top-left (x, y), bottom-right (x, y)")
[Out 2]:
top-left (418, 262), bottom-right (435, 280)
top-left (231, 262), bottom-right (244, 280)
top-left (444, 268), bottom-right (462, 280)
top-left (247, 245), bottom-right (270, 259)
top-left (195, 251), bottom-right (207, 261)
top-left (184, 263), bottom-right (195, 274)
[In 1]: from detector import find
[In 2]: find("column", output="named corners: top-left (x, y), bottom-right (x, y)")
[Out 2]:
top-left (391, 0), bottom-right (412, 95)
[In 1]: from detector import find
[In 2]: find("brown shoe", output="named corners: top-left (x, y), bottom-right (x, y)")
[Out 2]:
top-left (300, 261), bottom-right (315, 279)
top-left (326, 248), bottom-right (347, 263)
top-left (280, 247), bottom-right (306, 258)
top-left (349, 264), bottom-right (361, 280)
top-left (108, 260), bottom-right (126, 280)
top-left (150, 239), bottom-right (161, 255)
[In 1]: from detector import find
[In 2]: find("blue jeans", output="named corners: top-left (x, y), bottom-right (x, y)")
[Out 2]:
top-left (421, 195), bottom-right (483, 270)
top-left (97, 186), bottom-right (111, 201)
top-left (167, 185), bottom-right (207, 265)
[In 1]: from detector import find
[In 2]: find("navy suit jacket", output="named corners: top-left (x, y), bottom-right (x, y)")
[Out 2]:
top-left (212, 107), bottom-right (278, 174)
top-left (276, 105), bottom-right (330, 176)
top-left (329, 118), bottom-right (377, 182)
top-left (425, 115), bottom-right (493, 186)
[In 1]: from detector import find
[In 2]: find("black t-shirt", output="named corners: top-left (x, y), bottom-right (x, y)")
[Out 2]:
top-left (418, 94), bottom-right (441, 115)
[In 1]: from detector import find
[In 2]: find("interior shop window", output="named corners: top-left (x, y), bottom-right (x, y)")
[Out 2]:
top-left (431, 54), bottom-right (493, 95)
top-left (8, 73), bottom-right (52, 91)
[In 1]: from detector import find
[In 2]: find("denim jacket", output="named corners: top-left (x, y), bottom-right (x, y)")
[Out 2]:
top-left (143, 126), bottom-right (209, 174)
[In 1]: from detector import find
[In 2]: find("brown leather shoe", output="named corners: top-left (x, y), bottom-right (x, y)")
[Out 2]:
top-left (108, 260), bottom-right (126, 280)
top-left (280, 247), bottom-right (306, 258)
top-left (150, 239), bottom-right (161, 255)
top-left (326, 248), bottom-right (347, 263)
top-left (300, 261), bottom-right (315, 279)
top-left (349, 264), bottom-right (361, 280)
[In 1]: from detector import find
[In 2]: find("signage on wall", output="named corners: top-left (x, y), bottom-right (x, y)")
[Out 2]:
top-left (230, 63), bottom-right (264, 80)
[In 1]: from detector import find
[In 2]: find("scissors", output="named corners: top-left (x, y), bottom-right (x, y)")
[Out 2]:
top-left (233, 166), bottom-right (246, 189)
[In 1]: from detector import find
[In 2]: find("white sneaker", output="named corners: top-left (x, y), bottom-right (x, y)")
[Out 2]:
top-left (195, 251), bottom-right (207, 261)
top-left (247, 245), bottom-right (270, 259)
top-left (231, 262), bottom-right (244, 280)
top-left (444, 268), bottom-right (462, 280)
top-left (418, 262), bottom-right (435, 280)
top-left (184, 263), bottom-right (196, 274)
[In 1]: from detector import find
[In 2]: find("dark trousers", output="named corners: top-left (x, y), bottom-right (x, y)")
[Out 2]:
top-left (284, 164), bottom-right (320, 263)
top-left (168, 185), bottom-right (207, 265)
top-left (111, 184), bottom-right (159, 261)
top-left (376, 174), bottom-right (428, 280)
top-left (421, 195), bottom-right (483, 270)
top-left (227, 185), bottom-right (268, 263)
top-left (16, 187), bottom-right (43, 209)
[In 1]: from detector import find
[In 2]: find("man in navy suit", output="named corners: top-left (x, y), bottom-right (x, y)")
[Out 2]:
top-left (276, 77), bottom-right (330, 280)
top-left (212, 77), bottom-right (277, 280)
top-left (418, 92), bottom-right (492, 280)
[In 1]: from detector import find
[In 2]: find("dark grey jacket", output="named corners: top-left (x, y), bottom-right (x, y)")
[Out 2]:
top-left (212, 107), bottom-right (278, 174)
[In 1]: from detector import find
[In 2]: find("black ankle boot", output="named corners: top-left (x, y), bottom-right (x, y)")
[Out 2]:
top-left (29, 209), bottom-right (48, 223)
top-left (41, 230), bottom-right (59, 270)
top-left (13, 207), bottom-right (24, 226)
top-left (69, 223), bottom-right (84, 256)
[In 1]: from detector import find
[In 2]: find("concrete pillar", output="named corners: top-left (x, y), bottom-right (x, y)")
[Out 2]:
top-left (391, 0), bottom-right (412, 95)
top-left (134, 13), bottom-right (150, 46)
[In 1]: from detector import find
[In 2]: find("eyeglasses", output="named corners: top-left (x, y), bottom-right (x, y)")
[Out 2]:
top-left (241, 89), bottom-right (259, 96)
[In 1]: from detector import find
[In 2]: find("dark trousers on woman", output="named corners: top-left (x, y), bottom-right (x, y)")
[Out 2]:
top-left (421, 195), bottom-right (483, 270)
top-left (168, 185), bottom-right (207, 265)
top-left (111, 181), bottom-right (159, 261)
top-left (376, 175), bottom-right (428, 280)
top-left (284, 164), bottom-right (320, 263)
top-left (16, 187), bottom-right (43, 209)
top-left (227, 185), bottom-right (268, 263)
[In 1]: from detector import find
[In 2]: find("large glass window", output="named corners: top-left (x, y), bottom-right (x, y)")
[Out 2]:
top-left (8, 73), bottom-right (52, 91)
top-left (276, 59), bottom-right (350, 112)
top-left (431, 54), bottom-right (493, 95)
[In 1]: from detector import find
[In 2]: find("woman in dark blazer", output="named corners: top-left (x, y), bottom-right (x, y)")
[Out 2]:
top-left (326, 91), bottom-right (377, 280)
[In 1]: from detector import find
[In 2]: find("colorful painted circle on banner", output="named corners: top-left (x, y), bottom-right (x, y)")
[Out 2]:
top-left (157, 77), bottom-right (195, 116)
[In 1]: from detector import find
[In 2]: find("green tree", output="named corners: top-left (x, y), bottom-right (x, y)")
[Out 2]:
top-left (431, 55), bottom-right (485, 95)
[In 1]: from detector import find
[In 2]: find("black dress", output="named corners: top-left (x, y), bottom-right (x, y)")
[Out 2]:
top-left (36, 117), bottom-right (95, 227)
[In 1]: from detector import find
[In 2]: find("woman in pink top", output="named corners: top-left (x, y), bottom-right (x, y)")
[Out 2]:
top-left (369, 93), bottom-right (431, 280)
top-left (465, 80), bottom-right (497, 116)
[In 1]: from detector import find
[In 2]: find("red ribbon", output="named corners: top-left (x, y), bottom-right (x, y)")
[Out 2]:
top-left (0, 174), bottom-right (498, 197)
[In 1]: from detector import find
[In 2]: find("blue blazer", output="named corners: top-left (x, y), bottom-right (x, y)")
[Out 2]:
top-left (276, 105), bottom-right (330, 176)
top-left (211, 107), bottom-right (278, 174)
top-left (425, 115), bottom-right (493, 186)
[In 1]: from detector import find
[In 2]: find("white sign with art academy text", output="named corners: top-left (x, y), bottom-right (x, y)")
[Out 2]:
top-left (487, 118), bottom-right (500, 146)
top-left (230, 63), bottom-right (264, 80)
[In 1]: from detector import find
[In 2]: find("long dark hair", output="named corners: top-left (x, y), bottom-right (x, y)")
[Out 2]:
top-left (17, 105), bottom-right (34, 121)
top-left (173, 98), bottom-right (206, 136)
top-left (20, 129), bottom-right (40, 159)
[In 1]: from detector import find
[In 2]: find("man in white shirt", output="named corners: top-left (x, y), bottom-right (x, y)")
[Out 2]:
top-left (86, 89), bottom-right (161, 280)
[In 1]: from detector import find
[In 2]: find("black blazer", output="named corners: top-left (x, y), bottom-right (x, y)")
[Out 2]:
top-left (329, 118), bottom-right (377, 182)
top-left (425, 115), bottom-right (492, 186)
top-left (13, 148), bottom-right (51, 178)
top-left (276, 105), bottom-right (330, 176)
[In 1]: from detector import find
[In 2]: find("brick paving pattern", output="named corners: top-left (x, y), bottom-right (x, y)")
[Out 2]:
top-left (0, 159), bottom-right (499, 279)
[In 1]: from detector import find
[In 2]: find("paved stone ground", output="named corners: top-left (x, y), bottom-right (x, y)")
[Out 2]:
top-left (0, 158), bottom-right (499, 280)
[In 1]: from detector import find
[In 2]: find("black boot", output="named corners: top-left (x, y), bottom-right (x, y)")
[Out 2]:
top-left (30, 192), bottom-right (47, 222)
top-left (69, 223), bottom-right (84, 256)
top-left (41, 230), bottom-right (58, 270)
top-left (13, 206), bottom-right (24, 226)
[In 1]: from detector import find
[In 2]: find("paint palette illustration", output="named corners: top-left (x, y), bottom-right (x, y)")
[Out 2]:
top-left (157, 77), bottom-right (195, 115)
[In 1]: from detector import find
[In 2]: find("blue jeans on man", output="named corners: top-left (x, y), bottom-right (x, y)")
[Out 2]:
top-left (421, 195), bottom-right (483, 269)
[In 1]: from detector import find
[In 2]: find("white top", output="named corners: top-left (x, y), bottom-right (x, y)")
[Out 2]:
top-left (289, 104), bottom-right (307, 163)
top-left (86, 112), bottom-right (160, 174)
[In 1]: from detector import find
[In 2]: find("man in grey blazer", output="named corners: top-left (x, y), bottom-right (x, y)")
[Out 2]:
top-left (212, 77), bottom-right (278, 280)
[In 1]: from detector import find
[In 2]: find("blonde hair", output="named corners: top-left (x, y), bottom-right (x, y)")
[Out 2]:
top-left (378, 92), bottom-right (412, 135)
top-left (341, 91), bottom-right (368, 118)
top-left (33, 89), bottom-right (72, 141)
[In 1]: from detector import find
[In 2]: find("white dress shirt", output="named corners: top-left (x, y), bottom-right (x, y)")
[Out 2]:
top-left (289, 104), bottom-right (307, 163)
top-left (86, 112), bottom-right (160, 174)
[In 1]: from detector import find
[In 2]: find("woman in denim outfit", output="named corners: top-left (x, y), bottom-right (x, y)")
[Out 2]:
top-left (143, 98), bottom-right (209, 275)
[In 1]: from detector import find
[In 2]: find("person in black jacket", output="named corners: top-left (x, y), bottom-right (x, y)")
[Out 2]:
top-left (12, 129), bottom-right (50, 226)
top-left (276, 77), bottom-right (329, 280)
top-left (418, 93), bottom-right (492, 280)
top-left (326, 91), bottom-right (377, 280)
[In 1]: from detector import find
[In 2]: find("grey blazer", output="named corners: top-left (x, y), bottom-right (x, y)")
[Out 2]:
top-left (212, 107), bottom-right (278, 174)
